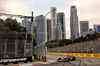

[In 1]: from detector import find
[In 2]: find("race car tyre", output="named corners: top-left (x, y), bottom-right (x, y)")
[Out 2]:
top-left (57, 58), bottom-right (62, 62)
top-left (72, 56), bottom-right (76, 61)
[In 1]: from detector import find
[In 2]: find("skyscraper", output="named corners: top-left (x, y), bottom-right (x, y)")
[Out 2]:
top-left (56, 22), bottom-right (62, 39)
top-left (22, 18), bottom-right (31, 32)
top-left (57, 12), bottom-right (66, 39)
top-left (47, 19), bottom-right (52, 42)
top-left (80, 21), bottom-right (89, 36)
top-left (70, 5), bottom-right (79, 40)
top-left (33, 20), bottom-right (37, 37)
top-left (51, 7), bottom-right (57, 40)
top-left (35, 15), bottom-right (47, 45)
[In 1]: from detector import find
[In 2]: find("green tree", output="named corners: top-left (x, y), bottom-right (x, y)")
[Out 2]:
top-left (0, 18), bottom-right (27, 39)
top-left (4, 18), bottom-right (27, 39)
top-left (27, 32), bottom-right (37, 46)
top-left (0, 19), bottom-right (7, 39)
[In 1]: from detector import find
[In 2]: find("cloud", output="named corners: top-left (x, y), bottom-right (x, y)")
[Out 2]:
top-left (0, 0), bottom-right (39, 22)
top-left (72, 0), bottom-right (100, 28)
top-left (0, 0), bottom-right (38, 16)
top-left (0, 0), bottom-right (8, 12)
top-left (60, 0), bottom-right (100, 39)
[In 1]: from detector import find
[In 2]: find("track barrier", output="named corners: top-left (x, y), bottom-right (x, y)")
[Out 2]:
top-left (46, 52), bottom-right (100, 58)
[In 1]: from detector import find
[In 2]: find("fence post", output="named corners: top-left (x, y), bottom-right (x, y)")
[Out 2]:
top-left (24, 40), bottom-right (26, 56)
top-left (37, 46), bottom-right (39, 57)
top-left (36, 46), bottom-right (38, 58)
top-left (43, 45), bottom-right (44, 57)
top-left (4, 39), bottom-right (7, 58)
top-left (42, 45), bottom-right (43, 57)
top-left (15, 40), bottom-right (18, 57)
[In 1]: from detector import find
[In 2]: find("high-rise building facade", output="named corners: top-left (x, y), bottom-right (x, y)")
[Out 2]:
top-left (94, 24), bottom-right (100, 33)
top-left (57, 12), bottom-right (66, 39)
top-left (47, 19), bottom-right (52, 42)
top-left (80, 21), bottom-right (89, 36)
top-left (51, 7), bottom-right (57, 40)
top-left (70, 5), bottom-right (79, 40)
top-left (33, 20), bottom-right (37, 37)
top-left (35, 15), bottom-right (47, 45)
top-left (56, 22), bottom-right (62, 39)
top-left (22, 18), bottom-right (31, 32)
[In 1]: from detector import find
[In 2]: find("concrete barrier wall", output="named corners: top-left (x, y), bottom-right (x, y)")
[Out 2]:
top-left (46, 52), bottom-right (100, 58)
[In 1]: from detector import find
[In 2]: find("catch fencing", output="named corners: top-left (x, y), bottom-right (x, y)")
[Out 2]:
top-left (34, 41), bottom-right (46, 61)
top-left (0, 39), bottom-right (32, 58)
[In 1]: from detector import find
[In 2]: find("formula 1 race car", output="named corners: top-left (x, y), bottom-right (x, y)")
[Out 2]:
top-left (57, 55), bottom-right (76, 62)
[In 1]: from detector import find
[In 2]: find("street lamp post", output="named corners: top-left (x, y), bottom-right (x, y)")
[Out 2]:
top-left (30, 12), bottom-right (34, 56)
top-left (36, 9), bottom-right (56, 61)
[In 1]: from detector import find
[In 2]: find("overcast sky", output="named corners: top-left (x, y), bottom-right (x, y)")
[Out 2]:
top-left (0, 0), bottom-right (100, 39)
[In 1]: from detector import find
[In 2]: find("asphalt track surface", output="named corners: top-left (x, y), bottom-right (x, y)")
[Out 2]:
top-left (0, 62), bottom-right (77, 66)
top-left (27, 61), bottom-right (100, 66)
top-left (32, 60), bottom-right (100, 66)
top-left (36, 62), bottom-right (77, 66)
top-left (46, 54), bottom-right (100, 66)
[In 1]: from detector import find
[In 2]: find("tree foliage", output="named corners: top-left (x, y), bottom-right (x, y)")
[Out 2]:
top-left (47, 31), bottom-right (100, 48)
top-left (0, 19), bottom-right (7, 38)
top-left (0, 18), bottom-right (27, 39)
top-left (27, 32), bottom-right (37, 46)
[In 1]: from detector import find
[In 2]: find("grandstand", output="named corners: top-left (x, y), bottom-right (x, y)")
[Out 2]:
top-left (47, 38), bottom-right (100, 53)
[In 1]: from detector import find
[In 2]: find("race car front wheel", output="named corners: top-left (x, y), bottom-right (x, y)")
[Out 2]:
top-left (57, 58), bottom-right (62, 62)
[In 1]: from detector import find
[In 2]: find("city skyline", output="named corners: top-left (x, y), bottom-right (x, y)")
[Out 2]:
top-left (0, 0), bottom-right (100, 39)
